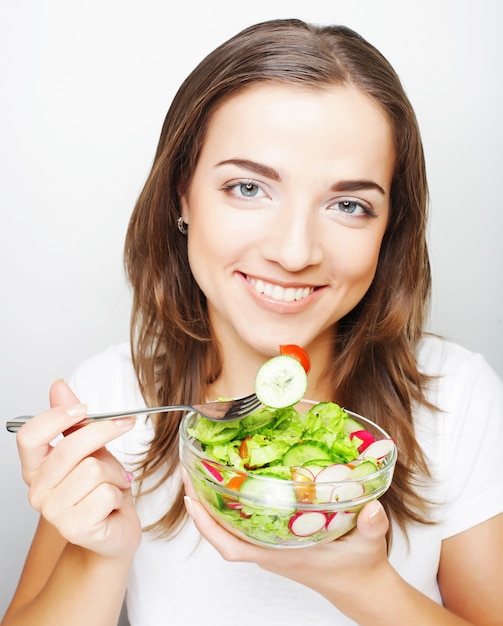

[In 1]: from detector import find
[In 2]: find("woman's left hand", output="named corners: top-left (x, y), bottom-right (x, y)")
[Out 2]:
top-left (182, 469), bottom-right (392, 608)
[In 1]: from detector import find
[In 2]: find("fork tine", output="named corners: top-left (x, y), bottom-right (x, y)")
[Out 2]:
top-left (226, 393), bottom-right (262, 420)
top-left (234, 395), bottom-right (258, 409)
top-left (240, 397), bottom-right (262, 412)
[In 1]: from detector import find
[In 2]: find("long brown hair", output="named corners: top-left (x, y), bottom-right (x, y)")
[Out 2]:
top-left (124, 19), bottom-right (432, 538)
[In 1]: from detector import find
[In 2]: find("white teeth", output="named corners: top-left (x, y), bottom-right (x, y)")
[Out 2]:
top-left (248, 277), bottom-right (314, 302)
top-left (284, 287), bottom-right (296, 302)
top-left (272, 285), bottom-right (284, 300)
top-left (255, 279), bottom-right (265, 293)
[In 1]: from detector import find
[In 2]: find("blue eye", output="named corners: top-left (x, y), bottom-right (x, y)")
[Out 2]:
top-left (339, 200), bottom-right (361, 214)
top-left (222, 180), bottom-right (266, 201)
top-left (239, 182), bottom-right (260, 197)
top-left (333, 199), bottom-right (376, 218)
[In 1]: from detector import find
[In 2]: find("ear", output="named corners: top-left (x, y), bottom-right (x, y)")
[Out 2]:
top-left (179, 191), bottom-right (190, 225)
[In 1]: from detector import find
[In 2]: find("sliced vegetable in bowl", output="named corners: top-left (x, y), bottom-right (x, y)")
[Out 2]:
top-left (180, 401), bottom-right (397, 548)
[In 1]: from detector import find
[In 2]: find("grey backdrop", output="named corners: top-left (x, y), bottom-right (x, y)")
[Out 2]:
top-left (1, 0), bottom-right (502, 622)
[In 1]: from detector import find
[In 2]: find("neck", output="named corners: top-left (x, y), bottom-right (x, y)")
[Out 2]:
top-left (207, 335), bottom-right (335, 404)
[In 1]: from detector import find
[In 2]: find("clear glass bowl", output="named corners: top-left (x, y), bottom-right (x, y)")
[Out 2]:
top-left (179, 406), bottom-right (397, 549)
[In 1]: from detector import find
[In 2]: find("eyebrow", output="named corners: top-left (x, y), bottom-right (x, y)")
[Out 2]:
top-left (330, 180), bottom-right (386, 196)
top-left (216, 158), bottom-right (280, 181)
top-left (216, 158), bottom-right (387, 196)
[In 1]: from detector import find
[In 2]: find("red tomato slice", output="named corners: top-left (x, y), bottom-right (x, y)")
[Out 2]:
top-left (279, 344), bottom-right (311, 374)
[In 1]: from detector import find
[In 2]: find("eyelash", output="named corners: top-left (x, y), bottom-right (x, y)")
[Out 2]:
top-left (330, 199), bottom-right (377, 219)
top-left (221, 179), bottom-right (264, 199)
top-left (221, 180), bottom-right (378, 219)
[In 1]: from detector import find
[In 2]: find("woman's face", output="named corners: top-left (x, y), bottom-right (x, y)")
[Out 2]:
top-left (180, 84), bottom-right (394, 360)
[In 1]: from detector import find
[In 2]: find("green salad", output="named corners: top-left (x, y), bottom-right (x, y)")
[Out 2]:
top-left (185, 401), bottom-right (395, 546)
top-left (188, 402), bottom-right (362, 471)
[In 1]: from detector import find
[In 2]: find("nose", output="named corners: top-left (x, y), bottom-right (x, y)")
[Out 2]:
top-left (262, 203), bottom-right (323, 272)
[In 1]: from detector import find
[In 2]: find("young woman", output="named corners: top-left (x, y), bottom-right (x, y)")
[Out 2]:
top-left (3, 19), bottom-right (502, 626)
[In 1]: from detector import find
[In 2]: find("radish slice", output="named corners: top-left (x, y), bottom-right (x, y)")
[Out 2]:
top-left (289, 511), bottom-right (327, 537)
top-left (315, 464), bottom-right (352, 482)
top-left (290, 466), bottom-right (316, 481)
top-left (302, 463), bottom-right (327, 478)
top-left (314, 464), bottom-right (353, 501)
top-left (225, 501), bottom-right (243, 509)
top-left (350, 429), bottom-right (376, 452)
top-left (201, 459), bottom-right (224, 482)
top-left (361, 439), bottom-right (395, 461)
top-left (326, 511), bottom-right (356, 536)
top-left (330, 482), bottom-right (365, 502)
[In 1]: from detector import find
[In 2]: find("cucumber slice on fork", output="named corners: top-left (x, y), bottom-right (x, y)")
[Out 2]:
top-left (254, 354), bottom-right (308, 408)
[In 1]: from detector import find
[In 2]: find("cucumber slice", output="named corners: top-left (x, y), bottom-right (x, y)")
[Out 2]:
top-left (282, 441), bottom-right (332, 467)
top-left (254, 354), bottom-right (308, 408)
top-left (349, 459), bottom-right (378, 478)
top-left (239, 476), bottom-right (297, 507)
top-left (343, 416), bottom-right (365, 434)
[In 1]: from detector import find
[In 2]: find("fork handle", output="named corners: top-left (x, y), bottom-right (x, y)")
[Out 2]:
top-left (5, 406), bottom-right (189, 433)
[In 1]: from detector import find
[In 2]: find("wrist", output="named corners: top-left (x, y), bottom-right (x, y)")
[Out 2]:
top-left (322, 559), bottom-right (401, 624)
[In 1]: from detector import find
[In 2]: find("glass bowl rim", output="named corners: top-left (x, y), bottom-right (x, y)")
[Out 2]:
top-left (179, 401), bottom-right (397, 487)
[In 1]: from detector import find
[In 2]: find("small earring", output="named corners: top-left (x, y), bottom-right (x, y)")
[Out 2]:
top-left (177, 216), bottom-right (188, 235)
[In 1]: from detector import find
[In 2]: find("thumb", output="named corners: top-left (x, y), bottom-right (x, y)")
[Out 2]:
top-left (49, 379), bottom-right (80, 408)
top-left (356, 500), bottom-right (389, 541)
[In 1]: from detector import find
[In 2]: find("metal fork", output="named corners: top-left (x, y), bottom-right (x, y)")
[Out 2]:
top-left (5, 393), bottom-right (262, 433)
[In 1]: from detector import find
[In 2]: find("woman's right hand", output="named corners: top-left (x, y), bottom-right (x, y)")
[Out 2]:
top-left (16, 380), bottom-right (142, 558)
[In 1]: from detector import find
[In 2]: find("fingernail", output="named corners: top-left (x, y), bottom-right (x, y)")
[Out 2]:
top-left (184, 495), bottom-right (196, 520)
top-left (125, 471), bottom-right (134, 483)
top-left (179, 464), bottom-right (188, 481)
top-left (65, 403), bottom-right (87, 418)
top-left (368, 500), bottom-right (383, 525)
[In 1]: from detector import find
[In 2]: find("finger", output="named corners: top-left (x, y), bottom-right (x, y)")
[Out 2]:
top-left (183, 492), bottom-right (257, 561)
top-left (29, 449), bottom-right (133, 513)
top-left (16, 402), bottom-right (89, 477)
top-left (356, 500), bottom-right (389, 541)
top-left (16, 380), bottom-right (86, 457)
top-left (50, 379), bottom-right (80, 408)
top-left (50, 380), bottom-right (91, 436)
top-left (31, 417), bottom-right (136, 489)
top-left (52, 482), bottom-right (128, 547)
top-left (182, 474), bottom-right (269, 563)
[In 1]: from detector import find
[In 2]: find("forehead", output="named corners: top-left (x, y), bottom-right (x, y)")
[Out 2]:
top-left (197, 83), bottom-right (395, 186)
top-left (209, 82), bottom-right (391, 138)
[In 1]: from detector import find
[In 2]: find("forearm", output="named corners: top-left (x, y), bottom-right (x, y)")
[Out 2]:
top-left (323, 563), bottom-right (473, 626)
top-left (2, 543), bottom-right (133, 626)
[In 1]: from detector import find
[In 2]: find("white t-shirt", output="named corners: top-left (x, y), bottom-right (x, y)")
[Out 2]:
top-left (69, 336), bottom-right (503, 626)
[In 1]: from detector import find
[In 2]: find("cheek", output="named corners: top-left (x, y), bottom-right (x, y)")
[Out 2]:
top-left (330, 233), bottom-right (383, 285)
top-left (185, 218), bottom-right (235, 285)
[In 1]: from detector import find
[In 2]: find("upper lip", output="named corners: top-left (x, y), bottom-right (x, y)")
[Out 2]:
top-left (244, 274), bottom-right (323, 303)
top-left (243, 273), bottom-right (319, 290)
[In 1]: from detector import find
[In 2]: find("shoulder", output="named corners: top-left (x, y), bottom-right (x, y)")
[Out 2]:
top-left (414, 336), bottom-right (503, 537)
top-left (72, 342), bottom-right (133, 375)
top-left (417, 334), bottom-right (488, 375)
top-left (416, 334), bottom-right (502, 407)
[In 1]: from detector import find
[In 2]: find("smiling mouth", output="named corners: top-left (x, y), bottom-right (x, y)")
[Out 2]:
top-left (247, 276), bottom-right (316, 303)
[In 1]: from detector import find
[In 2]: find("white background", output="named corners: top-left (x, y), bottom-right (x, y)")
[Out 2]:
top-left (1, 0), bottom-right (502, 619)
